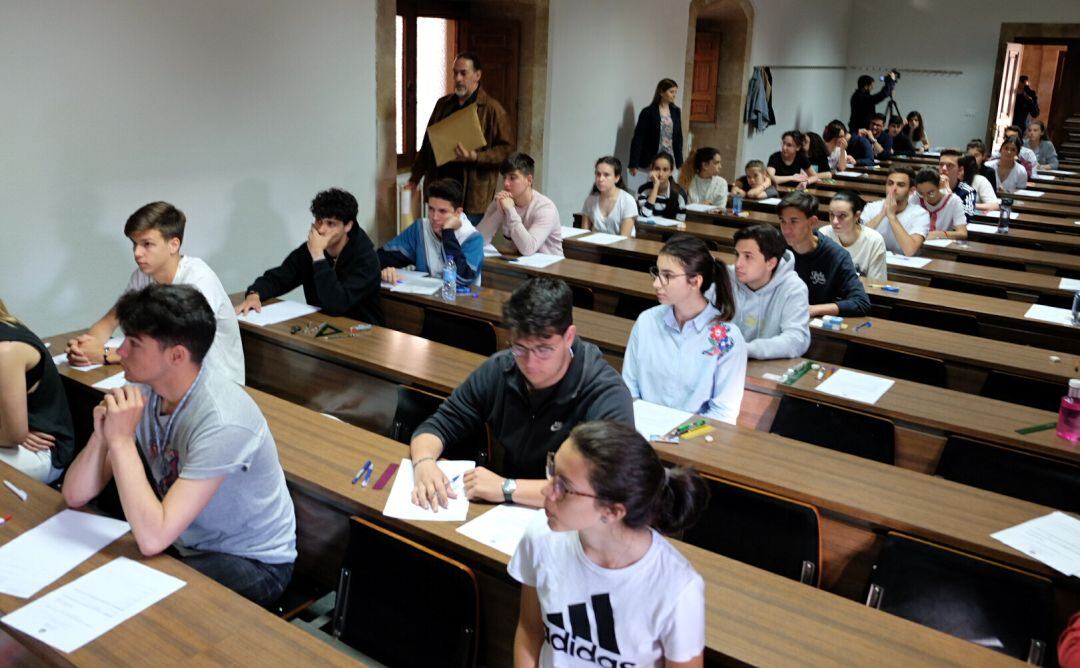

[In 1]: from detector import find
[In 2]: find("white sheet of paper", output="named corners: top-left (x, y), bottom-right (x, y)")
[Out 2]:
top-left (92, 372), bottom-right (128, 390)
top-left (456, 505), bottom-right (543, 556)
top-left (236, 300), bottom-right (319, 327)
top-left (642, 216), bottom-right (683, 227)
top-left (578, 233), bottom-right (625, 245)
top-left (809, 318), bottom-right (824, 329)
top-left (1013, 189), bottom-right (1044, 197)
top-left (1024, 303), bottom-right (1077, 327)
top-left (509, 253), bottom-right (563, 268)
top-left (2, 557), bottom-right (185, 653)
top-left (483, 243), bottom-right (503, 257)
top-left (965, 222), bottom-right (998, 234)
top-left (0, 509), bottom-right (130, 598)
top-left (991, 512), bottom-right (1080, 577)
top-left (1060, 277), bottom-right (1080, 291)
top-left (815, 369), bottom-right (894, 405)
top-left (560, 226), bottom-right (591, 239)
top-left (685, 203), bottom-right (717, 213)
top-left (885, 253), bottom-right (932, 268)
top-left (390, 277), bottom-right (443, 295)
top-left (922, 239), bottom-right (954, 248)
top-left (758, 197), bottom-right (782, 206)
top-left (835, 171), bottom-right (864, 177)
top-left (1030, 174), bottom-right (1056, 181)
top-left (1043, 169), bottom-right (1077, 176)
top-left (633, 399), bottom-right (693, 441)
top-left (383, 458), bottom-right (473, 522)
top-left (59, 337), bottom-right (124, 372)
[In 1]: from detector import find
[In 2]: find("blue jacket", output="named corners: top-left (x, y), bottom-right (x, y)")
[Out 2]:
top-left (377, 218), bottom-right (484, 287)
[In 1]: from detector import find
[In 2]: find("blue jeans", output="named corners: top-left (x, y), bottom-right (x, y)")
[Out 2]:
top-left (181, 552), bottom-right (294, 608)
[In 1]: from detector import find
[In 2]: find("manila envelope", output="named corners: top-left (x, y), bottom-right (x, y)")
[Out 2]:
top-left (428, 104), bottom-right (487, 167)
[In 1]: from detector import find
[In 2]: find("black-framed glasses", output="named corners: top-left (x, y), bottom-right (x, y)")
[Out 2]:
top-left (510, 342), bottom-right (558, 360)
top-left (648, 265), bottom-right (692, 286)
top-left (546, 451), bottom-right (602, 501)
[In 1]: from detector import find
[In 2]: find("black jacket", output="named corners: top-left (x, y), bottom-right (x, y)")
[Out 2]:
top-left (793, 231), bottom-right (870, 316)
top-left (629, 103), bottom-right (683, 169)
top-left (848, 78), bottom-right (895, 132)
top-left (415, 338), bottom-right (634, 479)
top-left (248, 228), bottom-right (383, 325)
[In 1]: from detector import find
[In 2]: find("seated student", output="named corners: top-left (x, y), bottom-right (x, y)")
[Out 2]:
top-left (803, 131), bottom-right (833, 180)
top-left (818, 190), bottom-right (888, 281)
top-left (903, 111), bottom-right (931, 153)
top-left (857, 113), bottom-right (893, 160)
top-left (581, 156), bottom-right (638, 236)
top-left (623, 235), bottom-right (746, 425)
top-left (823, 120), bottom-right (855, 172)
top-left (1026, 120), bottom-right (1059, 170)
top-left (377, 178), bottom-right (483, 287)
top-left (888, 116), bottom-right (917, 156)
top-left (963, 141), bottom-right (1001, 210)
top-left (966, 138), bottom-right (998, 191)
top-left (912, 167), bottom-right (968, 240)
top-left (767, 130), bottom-right (816, 188)
top-left (939, 150), bottom-right (979, 219)
top-left (728, 224), bottom-right (811, 360)
top-left (66, 202), bottom-right (245, 385)
top-left (0, 300), bottom-right (74, 483)
top-left (681, 147), bottom-right (729, 209)
top-left (63, 285), bottom-right (296, 607)
top-left (478, 152), bottom-right (563, 256)
top-left (986, 136), bottom-right (1029, 194)
top-left (236, 187), bottom-right (383, 325)
top-left (860, 166), bottom-right (930, 256)
top-left (846, 128), bottom-right (876, 166)
top-left (510, 421), bottom-right (707, 667)
top-left (408, 277), bottom-right (633, 511)
top-left (637, 152), bottom-right (688, 221)
top-left (1061, 611), bottom-right (1080, 668)
top-left (730, 160), bottom-right (779, 200)
top-left (778, 191), bottom-right (870, 318)
top-left (996, 125), bottom-right (1039, 178)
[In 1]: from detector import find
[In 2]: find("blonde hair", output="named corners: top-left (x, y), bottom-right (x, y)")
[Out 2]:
top-left (0, 299), bottom-right (19, 327)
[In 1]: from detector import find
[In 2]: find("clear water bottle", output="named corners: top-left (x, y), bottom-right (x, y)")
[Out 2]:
top-left (732, 194), bottom-right (743, 216)
top-left (997, 197), bottom-right (1013, 234)
top-left (442, 257), bottom-right (457, 302)
top-left (1072, 289), bottom-right (1080, 326)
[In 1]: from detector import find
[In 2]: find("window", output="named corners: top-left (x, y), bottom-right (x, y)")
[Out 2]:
top-left (396, 3), bottom-right (460, 168)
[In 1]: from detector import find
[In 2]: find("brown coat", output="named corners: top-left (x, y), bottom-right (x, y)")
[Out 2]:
top-left (409, 87), bottom-right (515, 214)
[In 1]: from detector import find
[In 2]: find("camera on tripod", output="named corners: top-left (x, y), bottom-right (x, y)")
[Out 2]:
top-left (879, 69), bottom-right (901, 82)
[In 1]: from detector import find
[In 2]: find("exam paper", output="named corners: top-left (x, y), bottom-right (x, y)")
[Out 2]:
top-left (390, 277), bottom-right (443, 296)
top-left (383, 458), bottom-right (473, 522)
top-left (641, 216), bottom-right (682, 227)
top-left (2, 557), bottom-right (185, 653)
top-left (1060, 277), bottom-right (1080, 291)
top-left (815, 369), bottom-right (894, 405)
top-left (885, 253), bottom-right (932, 268)
top-left (1024, 303), bottom-right (1077, 327)
top-left (1013, 189), bottom-right (1044, 197)
top-left (236, 300), bottom-right (319, 327)
top-left (93, 372), bottom-right (128, 390)
top-left (922, 239), bottom-right (954, 248)
top-left (0, 509), bottom-right (130, 598)
top-left (483, 243), bottom-right (503, 257)
top-left (633, 399), bottom-right (693, 441)
top-left (991, 512), bottom-right (1080, 577)
top-left (509, 253), bottom-right (563, 268)
top-left (57, 337), bottom-right (125, 372)
top-left (578, 232), bottom-right (625, 245)
top-left (1030, 174), bottom-right (1057, 181)
top-left (965, 223), bottom-right (998, 234)
top-left (835, 171), bottom-right (864, 177)
top-left (560, 226), bottom-right (591, 239)
top-left (758, 197), bottom-right (782, 206)
top-left (456, 505), bottom-right (544, 556)
top-left (685, 203), bottom-right (718, 213)
top-left (1043, 169), bottom-right (1077, 176)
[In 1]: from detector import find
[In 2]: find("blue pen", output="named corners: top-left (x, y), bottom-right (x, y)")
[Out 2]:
top-left (361, 465), bottom-right (374, 487)
top-left (352, 459), bottom-right (372, 484)
top-left (854, 321), bottom-right (872, 332)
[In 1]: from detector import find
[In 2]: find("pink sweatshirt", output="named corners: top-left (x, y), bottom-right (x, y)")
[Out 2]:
top-left (478, 190), bottom-right (563, 256)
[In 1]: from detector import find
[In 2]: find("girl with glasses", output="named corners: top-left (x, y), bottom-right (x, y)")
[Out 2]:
top-left (510, 420), bottom-right (708, 667)
top-left (622, 234), bottom-right (746, 425)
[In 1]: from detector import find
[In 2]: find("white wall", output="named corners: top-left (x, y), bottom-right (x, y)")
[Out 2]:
top-left (542, 0), bottom-right (692, 224)
top-left (0, 0), bottom-right (378, 337)
top-left (844, 0), bottom-right (1080, 150)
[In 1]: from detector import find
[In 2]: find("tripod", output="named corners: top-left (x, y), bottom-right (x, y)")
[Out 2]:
top-left (884, 95), bottom-right (902, 124)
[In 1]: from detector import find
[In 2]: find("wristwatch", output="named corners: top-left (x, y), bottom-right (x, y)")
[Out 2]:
top-left (502, 478), bottom-right (517, 503)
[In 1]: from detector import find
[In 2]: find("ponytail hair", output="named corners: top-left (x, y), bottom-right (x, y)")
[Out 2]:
top-left (570, 421), bottom-right (709, 535)
top-left (658, 234), bottom-right (735, 321)
top-left (591, 155), bottom-right (632, 195)
top-left (0, 299), bottom-right (19, 327)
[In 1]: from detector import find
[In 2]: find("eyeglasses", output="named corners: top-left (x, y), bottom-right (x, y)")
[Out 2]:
top-left (510, 342), bottom-right (559, 360)
top-left (546, 451), bottom-right (602, 501)
top-left (648, 266), bottom-right (694, 286)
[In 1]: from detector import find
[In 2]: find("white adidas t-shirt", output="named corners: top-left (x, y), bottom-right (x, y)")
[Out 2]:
top-left (508, 514), bottom-right (705, 667)
top-left (860, 199), bottom-right (930, 255)
top-left (126, 256), bottom-right (245, 385)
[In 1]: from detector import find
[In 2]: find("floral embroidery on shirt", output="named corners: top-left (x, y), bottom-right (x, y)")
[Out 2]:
top-left (702, 323), bottom-right (735, 358)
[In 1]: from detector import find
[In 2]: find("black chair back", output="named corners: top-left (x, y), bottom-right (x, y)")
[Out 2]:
top-left (842, 342), bottom-right (947, 387)
top-left (890, 304), bottom-right (979, 336)
top-left (980, 371), bottom-right (1064, 412)
top-left (421, 308), bottom-right (498, 356)
top-left (614, 294), bottom-right (655, 320)
top-left (389, 385), bottom-right (489, 464)
top-left (769, 396), bottom-right (895, 464)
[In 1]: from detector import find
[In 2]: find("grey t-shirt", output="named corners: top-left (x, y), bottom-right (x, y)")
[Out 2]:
top-left (135, 368), bottom-right (296, 564)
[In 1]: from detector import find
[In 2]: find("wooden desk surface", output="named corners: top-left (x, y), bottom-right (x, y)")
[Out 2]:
top-left (0, 463), bottom-right (360, 667)
top-left (831, 170), bottom-right (1080, 207)
top-left (847, 167), bottom-right (1080, 197)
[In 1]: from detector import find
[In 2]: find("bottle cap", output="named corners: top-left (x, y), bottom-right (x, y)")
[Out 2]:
top-left (1071, 378), bottom-right (1080, 389)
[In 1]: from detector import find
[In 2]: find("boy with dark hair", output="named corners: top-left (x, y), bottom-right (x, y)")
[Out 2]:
top-left (377, 178), bottom-right (484, 287)
top-left (860, 166), bottom-right (930, 256)
top-left (888, 116), bottom-right (917, 156)
top-left (408, 277), bottom-right (633, 510)
top-left (477, 152), bottom-right (562, 257)
top-left (857, 113), bottom-right (893, 160)
top-left (912, 167), bottom-right (968, 240)
top-left (66, 201), bottom-right (245, 385)
top-left (777, 191), bottom-right (869, 317)
top-left (728, 224), bottom-right (810, 359)
top-left (63, 284), bottom-right (296, 607)
top-left (823, 120), bottom-right (853, 172)
top-left (236, 187), bottom-right (383, 325)
top-left (849, 72), bottom-right (897, 132)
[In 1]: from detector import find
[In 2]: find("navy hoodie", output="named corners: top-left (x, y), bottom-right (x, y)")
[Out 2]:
top-left (792, 231), bottom-right (870, 316)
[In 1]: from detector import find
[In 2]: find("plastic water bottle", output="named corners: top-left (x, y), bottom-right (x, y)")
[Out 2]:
top-left (1072, 289), bottom-right (1080, 326)
top-left (997, 197), bottom-right (1012, 234)
top-left (1057, 379), bottom-right (1080, 442)
top-left (732, 194), bottom-right (743, 216)
top-left (442, 258), bottom-right (457, 302)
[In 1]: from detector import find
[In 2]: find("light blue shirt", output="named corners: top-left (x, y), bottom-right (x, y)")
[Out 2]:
top-left (622, 303), bottom-right (747, 425)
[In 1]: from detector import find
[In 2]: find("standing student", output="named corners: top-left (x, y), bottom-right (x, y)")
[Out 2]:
top-left (236, 188), bottom-right (383, 326)
top-left (637, 152), bottom-right (688, 221)
top-left (629, 79), bottom-right (684, 176)
top-left (730, 160), bottom-right (779, 201)
top-left (63, 285), bottom-right (297, 607)
top-left (849, 72), bottom-right (897, 132)
top-left (377, 178), bottom-right (484, 287)
top-left (1026, 120), bottom-right (1059, 170)
top-left (860, 166), bottom-right (930, 256)
top-left (510, 421), bottom-right (707, 668)
top-left (0, 300), bottom-right (74, 483)
top-left (729, 224), bottom-right (811, 360)
top-left (767, 131), bottom-right (815, 187)
top-left (912, 168), bottom-right (968, 240)
top-left (778, 191), bottom-right (870, 318)
top-left (623, 235), bottom-right (746, 425)
top-left (581, 156), bottom-right (638, 237)
top-left (478, 152), bottom-right (563, 256)
top-left (680, 147), bottom-right (729, 209)
top-left (67, 202), bottom-right (245, 385)
top-left (903, 111), bottom-right (930, 153)
top-left (1012, 75), bottom-right (1039, 129)
top-left (986, 136), bottom-right (1029, 194)
top-left (818, 190), bottom-right (887, 281)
